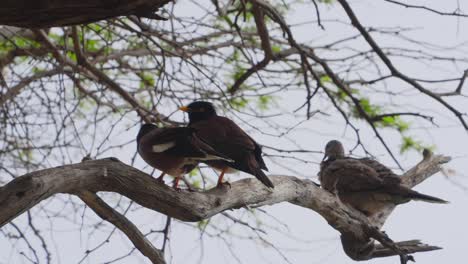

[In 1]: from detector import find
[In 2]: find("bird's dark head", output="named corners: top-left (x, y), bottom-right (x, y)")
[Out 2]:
top-left (323, 140), bottom-right (345, 161)
top-left (137, 123), bottom-right (158, 143)
top-left (179, 101), bottom-right (217, 123)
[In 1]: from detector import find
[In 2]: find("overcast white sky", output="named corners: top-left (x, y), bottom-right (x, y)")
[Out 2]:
top-left (1, 0), bottom-right (468, 264)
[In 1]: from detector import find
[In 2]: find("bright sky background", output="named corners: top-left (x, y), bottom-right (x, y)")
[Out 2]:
top-left (1, 1), bottom-right (468, 264)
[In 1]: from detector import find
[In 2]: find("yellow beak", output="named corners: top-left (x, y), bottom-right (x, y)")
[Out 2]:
top-left (179, 106), bottom-right (190, 112)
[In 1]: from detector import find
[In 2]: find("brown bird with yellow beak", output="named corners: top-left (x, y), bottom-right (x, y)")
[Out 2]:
top-left (319, 140), bottom-right (447, 216)
top-left (179, 101), bottom-right (274, 188)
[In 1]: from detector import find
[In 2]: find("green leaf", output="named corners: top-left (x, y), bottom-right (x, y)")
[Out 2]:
top-left (66, 51), bottom-right (77, 63)
top-left (229, 97), bottom-right (249, 110)
top-left (271, 45), bottom-right (281, 54)
top-left (257, 95), bottom-right (274, 110)
top-left (399, 136), bottom-right (433, 153)
top-left (139, 72), bottom-right (155, 88)
top-left (318, 0), bottom-right (335, 4)
top-left (320, 75), bottom-right (331, 84)
top-left (226, 50), bottom-right (241, 64)
top-left (233, 68), bottom-right (246, 81)
top-left (197, 219), bottom-right (209, 230)
top-left (351, 98), bottom-right (382, 118)
top-left (85, 39), bottom-right (100, 52)
top-left (381, 116), bottom-right (395, 125)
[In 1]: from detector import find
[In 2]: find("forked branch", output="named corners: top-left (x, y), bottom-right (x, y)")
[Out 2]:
top-left (0, 153), bottom-right (449, 263)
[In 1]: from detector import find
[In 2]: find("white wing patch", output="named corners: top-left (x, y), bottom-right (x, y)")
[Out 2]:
top-left (152, 142), bottom-right (176, 152)
top-left (186, 155), bottom-right (233, 162)
top-left (203, 154), bottom-right (234, 162)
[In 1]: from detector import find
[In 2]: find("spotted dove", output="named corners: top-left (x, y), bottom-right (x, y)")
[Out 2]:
top-left (319, 140), bottom-right (447, 216)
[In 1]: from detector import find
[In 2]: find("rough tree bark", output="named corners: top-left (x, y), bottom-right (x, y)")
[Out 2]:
top-left (0, 153), bottom-right (450, 263)
top-left (0, 0), bottom-right (172, 28)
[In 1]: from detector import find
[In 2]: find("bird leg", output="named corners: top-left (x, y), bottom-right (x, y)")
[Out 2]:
top-left (173, 176), bottom-right (182, 192)
top-left (156, 172), bottom-right (166, 182)
top-left (216, 168), bottom-right (231, 188)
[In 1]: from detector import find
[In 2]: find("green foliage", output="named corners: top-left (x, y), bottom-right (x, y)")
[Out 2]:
top-left (48, 32), bottom-right (73, 47)
top-left (352, 98), bottom-right (382, 118)
top-left (257, 95), bottom-right (275, 111)
top-left (232, 67), bottom-right (246, 81)
top-left (319, 74), bottom-right (332, 84)
top-left (400, 136), bottom-right (434, 154)
top-left (197, 219), bottom-right (209, 230)
top-left (0, 36), bottom-right (40, 56)
top-left (77, 98), bottom-right (96, 112)
top-left (32, 66), bottom-right (44, 74)
top-left (226, 51), bottom-right (254, 92)
top-left (66, 51), bottom-right (77, 63)
top-left (229, 97), bottom-right (249, 110)
top-left (187, 170), bottom-right (201, 188)
top-left (85, 39), bottom-right (100, 52)
top-left (139, 72), bottom-right (155, 89)
top-left (378, 116), bottom-right (410, 132)
top-left (188, 170), bottom-right (198, 177)
top-left (18, 149), bottom-right (33, 161)
top-left (13, 37), bottom-right (40, 49)
top-left (351, 98), bottom-right (411, 133)
top-left (226, 49), bottom-right (241, 64)
top-left (326, 85), bottom-right (428, 153)
top-left (318, 0), bottom-right (335, 4)
top-left (271, 45), bottom-right (282, 54)
top-left (85, 23), bottom-right (114, 42)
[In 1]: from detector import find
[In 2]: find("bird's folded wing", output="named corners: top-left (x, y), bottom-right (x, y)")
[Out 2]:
top-left (190, 117), bottom-right (255, 159)
top-left (144, 127), bottom-right (229, 160)
top-left (188, 134), bottom-right (234, 161)
top-left (324, 159), bottom-right (384, 192)
top-left (358, 157), bottom-right (401, 184)
top-left (145, 127), bottom-right (192, 145)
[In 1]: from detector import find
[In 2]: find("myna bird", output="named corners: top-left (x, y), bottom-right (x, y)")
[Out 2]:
top-left (179, 101), bottom-right (274, 188)
top-left (137, 124), bottom-right (233, 190)
top-left (319, 140), bottom-right (447, 216)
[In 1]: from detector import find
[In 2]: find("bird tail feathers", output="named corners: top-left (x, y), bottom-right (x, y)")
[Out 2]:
top-left (254, 168), bottom-right (275, 189)
top-left (407, 190), bottom-right (448, 204)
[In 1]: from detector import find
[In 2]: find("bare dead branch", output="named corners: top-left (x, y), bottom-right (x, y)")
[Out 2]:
top-left (310, 0), bottom-right (324, 29)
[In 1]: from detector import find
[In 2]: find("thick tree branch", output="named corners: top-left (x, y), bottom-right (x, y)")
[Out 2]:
top-left (0, 0), bottom-right (172, 28)
top-left (79, 191), bottom-right (165, 264)
top-left (0, 153), bottom-right (449, 261)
